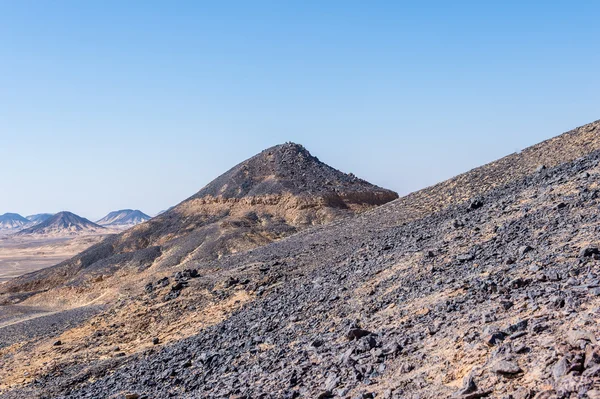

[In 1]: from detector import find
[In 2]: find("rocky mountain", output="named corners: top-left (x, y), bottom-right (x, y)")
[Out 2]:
top-left (25, 213), bottom-right (54, 225)
top-left (1, 142), bottom-right (397, 295)
top-left (3, 123), bottom-right (600, 399)
top-left (16, 211), bottom-right (105, 237)
top-left (96, 209), bottom-right (151, 227)
top-left (0, 213), bottom-right (29, 230)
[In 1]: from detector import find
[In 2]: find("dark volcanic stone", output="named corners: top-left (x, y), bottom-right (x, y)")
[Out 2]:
top-left (347, 328), bottom-right (372, 340)
top-left (580, 246), bottom-right (600, 258)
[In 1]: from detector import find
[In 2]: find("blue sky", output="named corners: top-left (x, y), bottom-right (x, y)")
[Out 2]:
top-left (1, 1), bottom-right (598, 220)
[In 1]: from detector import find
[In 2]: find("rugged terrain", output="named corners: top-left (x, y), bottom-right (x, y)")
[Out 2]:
top-left (2, 122), bottom-right (600, 398)
top-left (96, 210), bottom-right (151, 228)
top-left (0, 213), bottom-right (29, 230)
top-left (0, 143), bottom-right (397, 298)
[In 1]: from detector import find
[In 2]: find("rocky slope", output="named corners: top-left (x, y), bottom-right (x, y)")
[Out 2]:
top-left (0, 143), bottom-right (397, 297)
top-left (16, 212), bottom-right (105, 237)
top-left (2, 122), bottom-right (600, 399)
top-left (96, 209), bottom-right (151, 228)
top-left (0, 213), bottom-right (29, 230)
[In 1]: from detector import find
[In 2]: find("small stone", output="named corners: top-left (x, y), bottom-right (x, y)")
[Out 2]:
top-left (152, 337), bottom-right (160, 345)
top-left (567, 330), bottom-right (597, 347)
top-left (171, 282), bottom-right (185, 291)
top-left (225, 277), bottom-right (239, 287)
top-left (545, 271), bottom-right (560, 281)
top-left (492, 360), bottom-right (522, 375)
top-left (144, 283), bottom-right (153, 293)
top-left (455, 374), bottom-right (477, 395)
top-left (504, 319), bottom-right (528, 334)
top-left (53, 340), bottom-right (62, 346)
top-left (580, 246), bottom-right (600, 258)
top-left (158, 277), bottom-right (170, 287)
top-left (317, 392), bottom-right (334, 399)
top-left (458, 253), bottom-right (475, 262)
top-left (469, 199), bottom-right (484, 210)
top-left (339, 348), bottom-right (355, 365)
top-left (514, 344), bottom-right (529, 354)
top-left (485, 332), bottom-right (505, 347)
top-left (553, 357), bottom-right (569, 380)
top-left (453, 219), bottom-right (464, 229)
top-left (347, 328), bottom-right (371, 340)
top-left (518, 246), bottom-right (534, 256)
top-left (585, 345), bottom-right (600, 368)
top-left (509, 331), bottom-right (527, 340)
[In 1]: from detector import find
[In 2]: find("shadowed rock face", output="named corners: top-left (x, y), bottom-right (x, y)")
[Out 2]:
top-left (0, 143), bottom-right (398, 295)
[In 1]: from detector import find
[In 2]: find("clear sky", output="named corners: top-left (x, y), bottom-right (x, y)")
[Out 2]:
top-left (1, 1), bottom-right (599, 220)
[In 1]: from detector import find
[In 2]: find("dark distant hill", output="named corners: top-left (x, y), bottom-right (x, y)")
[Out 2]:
top-left (25, 213), bottom-right (54, 225)
top-left (17, 211), bottom-right (105, 237)
top-left (0, 213), bottom-right (29, 230)
top-left (96, 209), bottom-right (151, 227)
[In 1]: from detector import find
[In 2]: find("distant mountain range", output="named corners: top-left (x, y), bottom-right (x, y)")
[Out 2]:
top-left (0, 213), bottom-right (30, 230)
top-left (17, 211), bottom-right (106, 236)
top-left (96, 209), bottom-right (151, 227)
top-left (0, 209), bottom-right (152, 234)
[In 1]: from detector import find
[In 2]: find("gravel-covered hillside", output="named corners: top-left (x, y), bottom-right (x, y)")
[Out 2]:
top-left (2, 122), bottom-right (600, 399)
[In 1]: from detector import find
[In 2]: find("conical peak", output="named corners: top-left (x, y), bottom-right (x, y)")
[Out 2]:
top-left (191, 143), bottom-right (395, 200)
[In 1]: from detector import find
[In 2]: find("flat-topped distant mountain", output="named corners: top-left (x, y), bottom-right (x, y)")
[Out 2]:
top-left (0, 213), bottom-right (29, 230)
top-left (96, 209), bottom-right (151, 227)
top-left (25, 213), bottom-right (54, 225)
top-left (16, 211), bottom-right (105, 237)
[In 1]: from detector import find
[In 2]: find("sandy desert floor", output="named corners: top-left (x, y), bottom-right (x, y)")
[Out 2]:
top-left (0, 233), bottom-right (109, 283)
